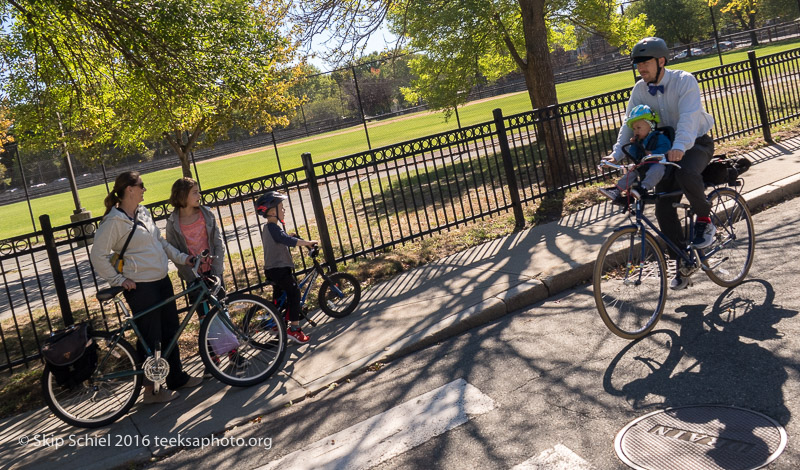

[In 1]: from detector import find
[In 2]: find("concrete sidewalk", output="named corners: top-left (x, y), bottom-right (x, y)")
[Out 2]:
top-left (2, 136), bottom-right (800, 469)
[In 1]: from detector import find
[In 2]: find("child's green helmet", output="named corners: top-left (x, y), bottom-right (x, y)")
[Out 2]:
top-left (626, 104), bottom-right (660, 129)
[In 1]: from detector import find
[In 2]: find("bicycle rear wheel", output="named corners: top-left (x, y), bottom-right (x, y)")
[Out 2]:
top-left (200, 294), bottom-right (286, 387)
top-left (704, 188), bottom-right (755, 287)
top-left (594, 227), bottom-right (668, 340)
top-left (319, 273), bottom-right (361, 318)
top-left (42, 331), bottom-right (142, 428)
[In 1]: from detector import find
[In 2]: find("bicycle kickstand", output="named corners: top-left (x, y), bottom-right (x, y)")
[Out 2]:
top-left (300, 310), bottom-right (317, 327)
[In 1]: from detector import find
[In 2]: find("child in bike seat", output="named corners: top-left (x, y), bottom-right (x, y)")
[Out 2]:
top-left (256, 191), bottom-right (318, 344)
top-left (599, 104), bottom-right (672, 206)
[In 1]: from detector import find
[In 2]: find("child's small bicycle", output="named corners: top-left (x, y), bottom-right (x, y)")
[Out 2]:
top-left (263, 246), bottom-right (361, 327)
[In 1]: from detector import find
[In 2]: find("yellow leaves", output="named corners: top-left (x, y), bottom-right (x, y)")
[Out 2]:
top-left (0, 106), bottom-right (13, 151)
top-left (718, 0), bottom-right (760, 15)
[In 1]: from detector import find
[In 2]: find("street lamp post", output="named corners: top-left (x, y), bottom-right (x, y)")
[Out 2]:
top-left (184, 130), bottom-right (200, 189)
top-left (56, 112), bottom-right (93, 245)
top-left (710, 6), bottom-right (724, 66)
top-left (3, 140), bottom-right (37, 233)
top-left (352, 66), bottom-right (372, 150)
top-left (271, 131), bottom-right (283, 173)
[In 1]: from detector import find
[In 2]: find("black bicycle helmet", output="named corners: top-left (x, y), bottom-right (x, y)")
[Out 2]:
top-left (630, 37), bottom-right (669, 64)
top-left (255, 191), bottom-right (288, 218)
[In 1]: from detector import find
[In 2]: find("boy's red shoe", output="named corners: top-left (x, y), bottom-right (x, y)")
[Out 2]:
top-left (287, 327), bottom-right (310, 344)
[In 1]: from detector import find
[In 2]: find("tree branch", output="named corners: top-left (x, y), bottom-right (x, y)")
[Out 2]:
top-left (492, 12), bottom-right (525, 69)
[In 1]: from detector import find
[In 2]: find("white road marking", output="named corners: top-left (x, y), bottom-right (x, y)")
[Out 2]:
top-left (257, 378), bottom-right (495, 470)
top-left (511, 444), bottom-right (595, 470)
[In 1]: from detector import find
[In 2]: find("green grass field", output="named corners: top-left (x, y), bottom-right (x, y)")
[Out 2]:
top-left (2, 39), bottom-right (799, 240)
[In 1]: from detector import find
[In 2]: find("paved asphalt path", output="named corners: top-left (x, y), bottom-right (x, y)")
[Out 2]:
top-left (142, 195), bottom-right (800, 469)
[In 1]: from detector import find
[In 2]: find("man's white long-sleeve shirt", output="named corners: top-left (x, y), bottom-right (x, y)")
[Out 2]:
top-left (611, 68), bottom-right (714, 161)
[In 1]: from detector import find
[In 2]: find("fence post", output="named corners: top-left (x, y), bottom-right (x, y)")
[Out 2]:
top-left (40, 214), bottom-right (74, 326)
top-left (492, 108), bottom-right (525, 230)
top-left (301, 153), bottom-right (338, 271)
top-left (747, 50), bottom-right (773, 143)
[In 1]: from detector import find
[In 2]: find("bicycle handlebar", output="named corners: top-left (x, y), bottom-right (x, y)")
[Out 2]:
top-left (598, 154), bottom-right (681, 172)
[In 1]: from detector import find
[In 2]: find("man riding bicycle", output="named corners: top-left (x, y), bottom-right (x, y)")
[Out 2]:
top-left (604, 36), bottom-right (716, 290)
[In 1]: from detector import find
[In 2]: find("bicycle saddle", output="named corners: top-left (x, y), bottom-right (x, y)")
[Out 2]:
top-left (96, 286), bottom-right (124, 302)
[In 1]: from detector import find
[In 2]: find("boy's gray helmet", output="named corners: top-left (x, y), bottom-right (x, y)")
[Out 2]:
top-left (631, 37), bottom-right (669, 63)
top-left (255, 191), bottom-right (288, 217)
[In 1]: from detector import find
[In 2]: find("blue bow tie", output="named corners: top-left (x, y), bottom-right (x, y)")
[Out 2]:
top-left (648, 84), bottom-right (665, 96)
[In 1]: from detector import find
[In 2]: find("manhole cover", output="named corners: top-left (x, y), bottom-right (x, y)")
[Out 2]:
top-left (615, 405), bottom-right (786, 470)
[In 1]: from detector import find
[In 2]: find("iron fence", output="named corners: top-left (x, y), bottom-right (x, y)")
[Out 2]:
top-left (2, 46), bottom-right (800, 373)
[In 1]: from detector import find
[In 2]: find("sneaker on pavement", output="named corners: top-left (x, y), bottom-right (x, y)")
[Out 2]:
top-left (142, 388), bottom-right (179, 404)
top-left (691, 220), bottom-right (716, 249)
top-left (287, 327), bottom-right (310, 344)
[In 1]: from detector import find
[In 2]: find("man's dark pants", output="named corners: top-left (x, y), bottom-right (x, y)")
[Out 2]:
top-left (654, 134), bottom-right (715, 260)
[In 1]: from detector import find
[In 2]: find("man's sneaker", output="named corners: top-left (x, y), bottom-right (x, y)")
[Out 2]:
top-left (287, 327), bottom-right (310, 344)
top-left (691, 221), bottom-right (717, 249)
top-left (670, 273), bottom-right (692, 290)
top-left (598, 187), bottom-right (627, 206)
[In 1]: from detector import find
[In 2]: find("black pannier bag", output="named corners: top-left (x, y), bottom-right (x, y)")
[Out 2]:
top-left (42, 322), bottom-right (99, 388)
top-left (702, 155), bottom-right (752, 186)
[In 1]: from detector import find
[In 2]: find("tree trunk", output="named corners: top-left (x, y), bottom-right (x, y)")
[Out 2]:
top-left (748, 14), bottom-right (759, 46)
top-left (163, 123), bottom-right (205, 179)
top-left (518, 0), bottom-right (573, 191)
top-left (164, 134), bottom-right (193, 178)
top-left (735, 11), bottom-right (759, 46)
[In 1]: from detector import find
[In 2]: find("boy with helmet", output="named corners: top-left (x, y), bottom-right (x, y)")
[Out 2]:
top-left (607, 36), bottom-right (716, 290)
top-left (599, 104), bottom-right (672, 205)
top-left (255, 191), bottom-right (318, 344)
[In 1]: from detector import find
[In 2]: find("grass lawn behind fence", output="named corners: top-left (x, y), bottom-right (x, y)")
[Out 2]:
top-left (2, 39), bottom-right (800, 239)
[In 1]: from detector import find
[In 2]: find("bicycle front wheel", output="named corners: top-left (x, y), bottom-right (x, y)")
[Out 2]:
top-left (319, 273), bottom-right (361, 318)
top-left (42, 331), bottom-right (142, 428)
top-left (704, 188), bottom-right (755, 287)
top-left (200, 294), bottom-right (287, 387)
top-left (594, 227), bottom-right (668, 340)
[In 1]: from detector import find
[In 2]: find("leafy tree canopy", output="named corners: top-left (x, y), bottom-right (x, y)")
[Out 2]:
top-left (386, 0), bottom-right (652, 113)
top-left (625, 0), bottom-right (712, 46)
top-left (0, 0), bottom-right (304, 176)
top-left (713, 0), bottom-right (761, 42)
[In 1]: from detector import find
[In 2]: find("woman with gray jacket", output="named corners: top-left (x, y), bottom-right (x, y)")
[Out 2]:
top-left (90, 171), bottom-right (202, 404)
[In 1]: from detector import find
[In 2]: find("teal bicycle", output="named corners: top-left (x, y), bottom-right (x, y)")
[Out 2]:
top-left (42, 252), bottom-right (287, 428)
top-left (594, 155), bottom-right (755, 339)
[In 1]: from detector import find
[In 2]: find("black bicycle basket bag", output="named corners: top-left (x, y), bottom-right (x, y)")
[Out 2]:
top-left (42, 322), bottom-right (99, 388)
top-left (702, 155), bottom-right (752, 186)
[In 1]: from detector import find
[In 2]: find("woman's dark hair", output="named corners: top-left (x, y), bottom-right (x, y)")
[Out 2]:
top-left (169, 177), bottom-right (198, 209)
top-left (103, 171), bottom-right (140, 215)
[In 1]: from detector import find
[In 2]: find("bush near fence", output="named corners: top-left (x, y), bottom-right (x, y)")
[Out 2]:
top-left (2, 48), bottom-right (800, 373)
